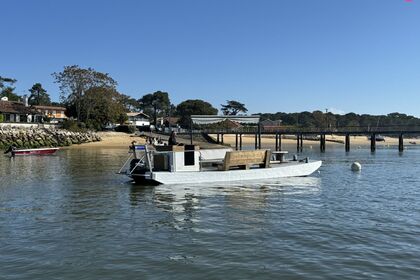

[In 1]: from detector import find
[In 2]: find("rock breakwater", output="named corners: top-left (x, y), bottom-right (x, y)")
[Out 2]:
top-left (0, 128), bottom-right (101, 149)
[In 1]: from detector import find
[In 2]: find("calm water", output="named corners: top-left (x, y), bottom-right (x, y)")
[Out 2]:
top-left (1, 144), bottom-right (420, 279)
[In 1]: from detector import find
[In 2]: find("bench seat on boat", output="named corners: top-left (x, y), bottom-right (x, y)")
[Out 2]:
top-left (218, 150), bottom-right (271, 171)
top-left (199, 148), bottom-right (232, 169)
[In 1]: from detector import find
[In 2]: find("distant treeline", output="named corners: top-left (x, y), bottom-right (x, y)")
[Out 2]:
top-left (259, 111), bottom-right (420, 129)
top-left (3, 68), bottom-right (419, 131)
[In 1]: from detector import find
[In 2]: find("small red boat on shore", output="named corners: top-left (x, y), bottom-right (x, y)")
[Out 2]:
top-left (4, 147), bottom-right (59, 156)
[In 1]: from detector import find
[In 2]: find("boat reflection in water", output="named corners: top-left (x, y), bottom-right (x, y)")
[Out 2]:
top-left (129, 176), bottom-right (321, 231)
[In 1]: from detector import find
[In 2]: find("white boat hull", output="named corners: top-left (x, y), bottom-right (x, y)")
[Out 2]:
top-left (133, 160), bottom-right (322, 185)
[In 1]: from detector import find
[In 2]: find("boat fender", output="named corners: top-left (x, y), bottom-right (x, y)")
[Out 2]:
top-left (351, 162), bottom-right (361, 172)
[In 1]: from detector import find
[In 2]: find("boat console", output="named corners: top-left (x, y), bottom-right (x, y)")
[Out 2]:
top-left (128, 144), bottom-right (201, 173)
top-left (154, 145), bottom-right (200, 172)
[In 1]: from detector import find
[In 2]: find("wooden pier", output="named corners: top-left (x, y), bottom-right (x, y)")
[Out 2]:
top-left (180, 126), bottom-right (420, 153)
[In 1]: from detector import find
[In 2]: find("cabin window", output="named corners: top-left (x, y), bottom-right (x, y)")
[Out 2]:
top-left (184, 151), bottom-right (195, 166)
top-left (184, 145), bottom-right (197, 166)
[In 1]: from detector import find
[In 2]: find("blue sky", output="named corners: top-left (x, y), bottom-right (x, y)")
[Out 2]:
top-left (1, 0), bottom-right (419, 116)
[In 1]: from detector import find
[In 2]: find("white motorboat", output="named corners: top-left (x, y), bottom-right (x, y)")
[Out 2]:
top-left (118, 144), bottom-right (322, 185)
top-left (119, 115), bottom-right (321, 185)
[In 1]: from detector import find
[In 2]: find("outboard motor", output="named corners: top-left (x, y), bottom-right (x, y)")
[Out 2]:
top-left (4, 145), bottom-right (17, 157)
top-left (129, 158), bottom-right (146, 174)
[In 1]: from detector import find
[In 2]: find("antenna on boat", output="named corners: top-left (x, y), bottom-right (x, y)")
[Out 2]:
top-left (190, 118), bottom-right (193, 145)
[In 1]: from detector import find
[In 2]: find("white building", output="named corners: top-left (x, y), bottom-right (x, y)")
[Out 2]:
top-left (127, 112), bottom-right (150, 127)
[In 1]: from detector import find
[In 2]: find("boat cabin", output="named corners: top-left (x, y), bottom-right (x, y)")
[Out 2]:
top-left (129, 144), bottom-right (275, 174)
top-left (131, 144), bottom-right (201, 173)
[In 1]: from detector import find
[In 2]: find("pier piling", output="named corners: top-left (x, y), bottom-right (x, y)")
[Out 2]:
top-left (296, 134), bottom-right (300, 152)
top-left (279, 134), bottom-right (282, 151)
top-left (239, 134), bottom-right (242, 150)
top-left (345, 134), bottom-right (350, 152)
top-left (235, 133), bottom-right (238, 150)
top-left (399, 134), bottom-right (404, 152)
top-left (255, 133), bottom-right (258, 149)
top-left (320, 134), bottom-right (326, 152)
top-left (370, 133), bottom-right (376, 152)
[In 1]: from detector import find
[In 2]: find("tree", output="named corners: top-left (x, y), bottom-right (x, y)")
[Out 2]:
top-left (221, 100), bottom-right (248, 115)
top-left (28, 83), bottom-right (51, 105)
top-left (81, 87), bottom-right (127, 129)
top-left (0, 76), bottom-right (16, 88)
top-left (0, 76), bottom-right (20, 101)
top-left (176, 99), bottom-right (218, 128)
top-left (138, 91), bottom-right (170, 125)
top-left (312, 110), bottom-right (325, 128)
top-left (52, 65), bottom-right (117, 121)
top-left (118, 94), bottom-right (141, 112)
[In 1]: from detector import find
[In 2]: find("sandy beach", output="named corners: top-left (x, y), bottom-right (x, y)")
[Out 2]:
top-left (68, 131), bottom-right (224, 149)
top-left (67, 132), bottom-right (419, 150)
top-left (67, 131), bottom-right (146, 149)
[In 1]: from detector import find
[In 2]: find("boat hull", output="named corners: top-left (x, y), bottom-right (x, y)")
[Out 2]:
top-left (131, 160), bottom-right (322, 185)
top-left (13, 148), bottom-right (59, 156)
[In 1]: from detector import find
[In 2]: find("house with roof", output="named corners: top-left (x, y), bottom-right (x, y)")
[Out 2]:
top-left (33, 105), bottom-right (67, 123)
top-left (126, 112), bottom-right (150, 127)
top-left (0, 97), bottom-right (66, 124)
top-left (0, 99), bottom-right (38, 123)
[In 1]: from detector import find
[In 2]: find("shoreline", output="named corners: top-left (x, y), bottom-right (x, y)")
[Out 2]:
top-left (209, 134), bottom-right (419, 148)
top-left (67, 132), bottom-right (419, 149)
top-left (64, 131), bottom-right (146, 149)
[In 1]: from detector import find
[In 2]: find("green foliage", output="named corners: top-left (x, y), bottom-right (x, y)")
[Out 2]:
top-left (0, 114), bottom-right (4, 123)
top-left (0, 76), bottom-right (17, 88)
top-left (117, 113), bottom-right (128, 125)
top-left (259, 111), bottom-right (420, 129)
top-left (80, 87), bottom-right (127, 130)
top-left (62, 119), bottom-right (86, 132)
top-left (176, 99), bottom-right (218, 128)
top-left (119, 94), bottom-right (140, 112)
top-left (52, 65), bottom-right (117, 121)
top-left (0, 76), bottom-right (20, 101)
top-left (28, 83), bottom-right (51, 105)
top-left (221, 100), bottom-right (248, 115)
top-left (138, 91), bottom-right (170, 125)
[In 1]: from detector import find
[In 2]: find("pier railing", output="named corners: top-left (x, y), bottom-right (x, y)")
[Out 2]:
top-left (174, 125), bottom-right (420, 153)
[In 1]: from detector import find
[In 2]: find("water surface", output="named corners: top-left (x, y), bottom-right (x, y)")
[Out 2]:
top-left (1, 145), bottom-right (420, 279)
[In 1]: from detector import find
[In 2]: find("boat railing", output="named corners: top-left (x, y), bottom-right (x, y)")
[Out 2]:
top-left (117, 154), bottom-right (134, 174)
top-left (118, 144), bottom-right (152, 175)
top-left (129, 153), bottom-right (147, 174)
